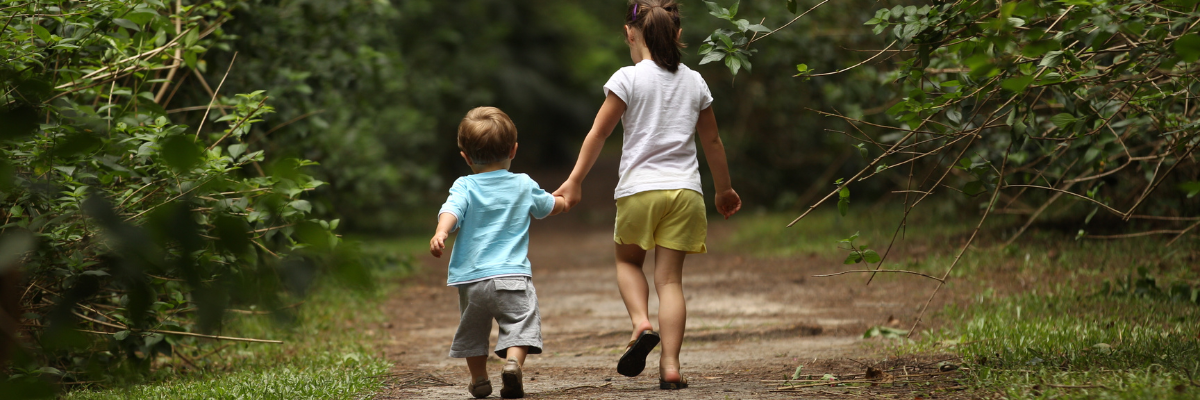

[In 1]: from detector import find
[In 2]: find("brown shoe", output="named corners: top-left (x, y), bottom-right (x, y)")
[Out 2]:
top-left (500, 359), bottom-right (524, 398)
top-left (467, 375), bottom-right (492, 399)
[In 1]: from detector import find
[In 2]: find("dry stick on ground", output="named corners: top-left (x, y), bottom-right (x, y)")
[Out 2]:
top-left (813, 269), bottom-right (944, 282)
top-left (194, 52), bottom-right (238, 139)
top-left (73, 310), bottom-right (282, 343)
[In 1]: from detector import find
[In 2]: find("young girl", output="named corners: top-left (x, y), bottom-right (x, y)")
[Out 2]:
top-left (554, 0), bottom-right (741, 390)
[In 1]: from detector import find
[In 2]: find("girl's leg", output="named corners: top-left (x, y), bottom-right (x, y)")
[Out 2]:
top-left (615, 243), bottom-right (654, 342)
top-left (653, 246), bottom-right (687, 383)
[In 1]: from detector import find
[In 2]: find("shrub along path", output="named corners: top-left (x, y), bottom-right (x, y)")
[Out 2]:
top-left (372, 216), bottom-right (964, 399)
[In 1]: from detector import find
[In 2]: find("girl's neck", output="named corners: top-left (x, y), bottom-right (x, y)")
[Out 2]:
top-left (627, 28), bottom-right (654, 65)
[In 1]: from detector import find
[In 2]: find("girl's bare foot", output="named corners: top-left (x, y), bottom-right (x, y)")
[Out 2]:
top-left (660, 366), bottom-right (682, 383)
top-left (630, 320), bottom-right (653, 342)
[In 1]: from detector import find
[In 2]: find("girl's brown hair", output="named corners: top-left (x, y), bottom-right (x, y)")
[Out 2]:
top-left (625, 0), bottom-right (684, 73)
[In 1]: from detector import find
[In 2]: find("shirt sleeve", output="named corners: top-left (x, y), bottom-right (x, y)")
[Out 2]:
top-left (438, 178), bottom-right (468, 231)
top-left (696, 71), bottom-right (714, 110)
top-left (603, 68), bottom-right (631, 103)
top-left (525, 176), bottom-right (557, 220)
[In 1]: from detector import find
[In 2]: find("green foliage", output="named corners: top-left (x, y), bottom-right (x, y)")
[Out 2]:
top-left (1, 0), bottom-right (350, 393)
top-left (717, 0), bottom-right (1200, 234)
top-left (700, 1), bottom-right (767, 77)
top-left (183, 0), bottom-right (629, 232)
top-left (838, 231), bottom-right (881, 264)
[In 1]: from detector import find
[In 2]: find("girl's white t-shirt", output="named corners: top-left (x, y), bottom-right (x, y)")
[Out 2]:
top-left (603, 60), bottom-right (713, 200)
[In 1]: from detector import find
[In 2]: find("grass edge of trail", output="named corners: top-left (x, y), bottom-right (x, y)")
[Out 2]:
top-left (728, 209), bottom-right (1200, 400)
top-left (60, 238), bottom-right (426, 400)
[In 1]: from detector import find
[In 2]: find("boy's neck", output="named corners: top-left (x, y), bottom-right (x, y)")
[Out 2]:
top-left (470, 160), bottom-right (511, 174)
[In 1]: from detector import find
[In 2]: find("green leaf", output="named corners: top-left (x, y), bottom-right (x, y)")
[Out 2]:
top-left (844, 252), bottom-right (863, 264)
top-left (725, 54), bottom-right (742, 76)
top-left (728, 1), bottom-right (738, 17)
top-left (32, 24), bottom-right (51, 42)
top-left (113, 330), bottom-right (130, 341)
top-left (700, 50), bottom-right (725, 65)
top-left (962, 181), bottom-right (985, 196)
top-left (227, 143), bottom-right (247, 159)
top-left (705, 1), bottom-right (722, 16)
top-left (796, 64), bottom-right (808, 73)
top-left (716, 32), bottom-right (734, 49)
top-left (838, 197), bottom-right (849, 216)
top-left (160, 135), bottom-right (203, 172)
top-left (1173, 35), bottom-right (1200, 63)
top-left (787, 0), bottom-right (798, 14)
top-left (112, 18), bottom-right (141, 32)
top-left (1039, 51), bottom-right (1064, 68)
top-left (747, 24), bottom-right (770, 33)
top-left (863, 249), bottom-right (881, 264)
top-left (1000, 75), bottom-right (1035, 92)
top-left (1049, 113), bottom-right (1077, 129)
top-left (289, 199), bottom-right (312, 213)
top-left (839, 186), bottom-right (850, 198)
top-left (1178, 181), bottom-right (1200, 198)
top-left (875, 163), bottom-right (888, 173)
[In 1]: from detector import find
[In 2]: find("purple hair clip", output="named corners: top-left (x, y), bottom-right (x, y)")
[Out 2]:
top-left (632, 4), bottom-right (639, 21)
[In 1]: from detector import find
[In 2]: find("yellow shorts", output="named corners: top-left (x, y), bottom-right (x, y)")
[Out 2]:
top-left (614, 189), bottom-right (707, 254)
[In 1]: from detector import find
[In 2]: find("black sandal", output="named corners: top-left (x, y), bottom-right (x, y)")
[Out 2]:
top-left (616, 330), bottom-right (660, 377)
top-left (659, 376), bottom-right (689, 390)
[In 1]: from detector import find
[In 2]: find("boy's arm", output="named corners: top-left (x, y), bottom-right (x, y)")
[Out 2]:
top-left (696, 106), bottom-right (741, 219)
top-left (554, 92), bottom-right (626, 210)
top-left (429, 212), bottom-right (458, 258)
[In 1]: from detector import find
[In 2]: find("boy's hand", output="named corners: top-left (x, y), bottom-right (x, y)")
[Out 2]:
top-left (552, 181), bottom-right (583, 211)
top-left (715, 188), bottom-right (742, 220)
top-left (430, 232), bottom-right (449, 258)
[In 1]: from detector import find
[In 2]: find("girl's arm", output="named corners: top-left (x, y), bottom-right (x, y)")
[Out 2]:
top-left (554, 92), bottom-right (626, 210)
top-left (696, 106), bottom-right (741, 219)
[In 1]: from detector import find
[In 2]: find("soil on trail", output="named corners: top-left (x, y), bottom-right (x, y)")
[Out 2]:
top-left (374, 167), bottom-right (962, 399)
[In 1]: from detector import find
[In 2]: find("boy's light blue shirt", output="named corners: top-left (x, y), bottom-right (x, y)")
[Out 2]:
top-left (438, 169), bottom-right (556, 286)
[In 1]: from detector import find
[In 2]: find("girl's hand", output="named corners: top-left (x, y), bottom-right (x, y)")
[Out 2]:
top-left (430, 233), bottom-right (449, 258)
top-left (553, 181), bottom-right (583, 211)
top-left (715, 188), bottom-right (741, 219)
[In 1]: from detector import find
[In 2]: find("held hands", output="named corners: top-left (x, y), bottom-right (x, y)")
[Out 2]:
top-left (429, 232), bottom-right (449, 258)
top-left (715, 188), bottom-right (742, 219)
top-left (552, 180), bottom-right (583, 212)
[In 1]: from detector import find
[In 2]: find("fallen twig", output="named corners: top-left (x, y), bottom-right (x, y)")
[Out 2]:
top-left (813, 269), bottom-right (944, 282)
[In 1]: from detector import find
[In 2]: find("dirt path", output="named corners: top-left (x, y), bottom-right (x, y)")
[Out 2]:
top-left (373, 164), bottom-right (961, 399)
top-left (373, 219), bottom-right (966, 399)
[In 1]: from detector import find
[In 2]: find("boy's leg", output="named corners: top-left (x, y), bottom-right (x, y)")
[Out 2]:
top-left (466, 355), bottom-right (489, 381)
top-left (505, 345), bottom-right (528, 366)
top-left (653, 246), bottom-right (687, 383)
top-left (615, 243), bottom-right (654, 341)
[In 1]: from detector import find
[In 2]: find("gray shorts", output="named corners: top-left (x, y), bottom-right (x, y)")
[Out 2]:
top-left (449, 276), bottom-right (543, 358)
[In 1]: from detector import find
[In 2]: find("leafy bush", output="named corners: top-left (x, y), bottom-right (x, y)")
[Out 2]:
top-left (1, 0), bottom-right (352, 394)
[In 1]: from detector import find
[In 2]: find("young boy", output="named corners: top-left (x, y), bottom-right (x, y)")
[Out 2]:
top-left (429, 106), bottom-right (567, 399)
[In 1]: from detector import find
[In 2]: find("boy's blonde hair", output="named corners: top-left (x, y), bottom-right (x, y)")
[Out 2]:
top-left (458, 107), bottom-right (518, 165)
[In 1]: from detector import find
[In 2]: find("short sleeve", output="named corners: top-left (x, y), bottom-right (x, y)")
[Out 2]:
top-left (603, 68), bottom-right (632, 103)
top-left (525, 176), bottom-right (556, 220)
top-left (438, 178), bottom-right (469, 231)
top-left (695, 71), bottom-right (713, 110)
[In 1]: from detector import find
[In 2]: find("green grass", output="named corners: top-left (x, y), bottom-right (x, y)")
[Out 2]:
top-left (732, 208), bottom-right (1200, 399)
top-left (922, 289), bottom-right (1200, 399)
top-left (61, 238), bottom-right (427, 400)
